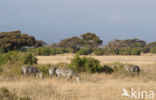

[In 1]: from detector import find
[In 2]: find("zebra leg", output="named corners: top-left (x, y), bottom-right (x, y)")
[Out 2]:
top-left (136, 72), bottom-right (140, 76)
top-left (57, 74), bottom-right (60, 79)
top-left (33, 73), bottom-right (36, 77)
top-left (67, 75), bottom-right (72, 81)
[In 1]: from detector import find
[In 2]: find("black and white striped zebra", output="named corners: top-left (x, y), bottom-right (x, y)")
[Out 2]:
top-left (124, 65), bottom-right (140, 76)
top-left (22, 65), bottom-right (43, 78)
top-left (48, 66), bottom-right (57, 77)
top-left (55, 67), bottom-right (80, 83)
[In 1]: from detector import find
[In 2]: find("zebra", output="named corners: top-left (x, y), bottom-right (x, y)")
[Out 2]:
top-left (55, 67), bottom-right (80, 83)
top-left (124, 65), bottom-right (140, 76)
top-left (22, 65), bottom-right (43, 78)
top-left (48, 66), bottom-right (57, 77)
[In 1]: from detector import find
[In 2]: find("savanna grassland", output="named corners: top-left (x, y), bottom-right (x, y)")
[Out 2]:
top-left (37, 54), bottom-right (156, 66)
top-left (0, 54), bottom-right (156, 100)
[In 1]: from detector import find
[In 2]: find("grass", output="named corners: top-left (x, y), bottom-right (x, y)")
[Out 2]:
top-left (0, 63), bottom-right (156, 100)
top-left (0, 73), bottom-right (155, 100)
top-left (1, 54), bottom-right (156, 100)
top-left (36, 54), bottom-right (156, 66)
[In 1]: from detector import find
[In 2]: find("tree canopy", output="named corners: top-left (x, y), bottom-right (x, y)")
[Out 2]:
top-left (54, 32), bottom-right (103, 49)
top-left (0, 30), bottom-right (45, 51)
top-left (105, 38), bottom-right (146, 49)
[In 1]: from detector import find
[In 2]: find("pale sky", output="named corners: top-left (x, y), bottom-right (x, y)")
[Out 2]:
top-left (0, 0), bottom-right (156, 44)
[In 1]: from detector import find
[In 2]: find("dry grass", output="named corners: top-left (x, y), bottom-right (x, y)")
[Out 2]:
top-left (36, 54), bottom-right (156, 66)
top-left (0, 54), bottom-right (156, 100)
top-left (0, 72), bottom-right (156, 100)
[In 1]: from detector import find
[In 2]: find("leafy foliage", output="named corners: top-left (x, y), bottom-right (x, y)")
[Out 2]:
top-left (68, 55), bottom-right (113, 73)
top-left (119, 47), bottom-right (131, 55)
top-left (80, 33), bottom-right (103, 47)
top-left (23, 53), bottom-right (38, 65)
top-left (93, 48), bottom-right (104, 56)
top-left (0, 51), bottom-right (37, 66)
top-left (97, 65), bottom-right (114, 73)
top-left (54, 33), bottom-right (103, 51)
top-left (76, 48), bottom-right (92, 55)
top-left (105, 39), bottom-right (146, 50)
top-left (68, 55), bottom-right (101, 73)
top-left (130, 48), bottom-right (141, 55)
top-left (0, 30), bottom-right (45, 51)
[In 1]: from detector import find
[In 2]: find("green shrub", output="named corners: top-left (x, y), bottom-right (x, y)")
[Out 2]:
top-left (23, 53), bottom-right (38, 65)
top-left (150, 47), bottom-right (156, 54)
top-left (64, 48), bottom-right (74, 53)
top-left (68, 55), bottom-right (101, 73)
top-left (141, 47), bottom-right (150, 53)
top-left (30, 47), bottom-right (55, 56)
top-left (0, 51), bottom-right (37, 66)
top-left (94, 49), bottom-right (104, 56)
top-left (0, 48), bottom-right (5, 54)
top-left (103, 48), bottom-right (117, 55)
top-left (76, 48), bottom-right (92, 55)
top-left (55, 47), bottom-right (65, 54)
top-left (112, 62), bottom-right (124, 72)
top-left (119, 48), bottom-right (131, 55)
top-left (50, 48), bottom-right (56, 55)
top-left (83, 57), bottom-right (101, 73)
top-left (36, 64), bottom-right (51, 76)
top-left (130, 48), bottom-right (141, 55)
top-left (39, 47), bottom-right (51, 55)
top-left (97, 65), bottom-right (114, 73)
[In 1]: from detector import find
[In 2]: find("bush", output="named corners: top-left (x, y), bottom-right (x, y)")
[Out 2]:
top-left (112, 62), bottom-right (124, 72)
top-left (141, 47), bottom-right (150, 53)
top-left (150, 47), bottom-right (156, 54)
top-left (130, 48), bottom-right (141, 55)
top-left (83, 57), bottom-right (101, 73)
top-left (93, 49), bottom-right (104, 56)
top-left (103, 48), bottom-right (117, 55)
top-left (23, 53), bottom-right (38, 65)
top-left (119, 48), bottom-right (131, 55)
top-left (55, 47), bottom-right (65, 54)
top-left (64, 48), bottom-right (75, 53)
top-left (36, 64), bottom-right (51, 76)
top-left (76, 48), bottom-right (92, 55)
top-left (97, 65), bottom-right (113, 73)
top-left (0, 51), bottom-right (37, 66)
top-left (68, 55), bottom-right (101, 73)
top-left (49, 48), bottom-right (56, 55)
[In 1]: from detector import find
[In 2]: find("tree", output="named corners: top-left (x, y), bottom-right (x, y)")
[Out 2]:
top-left (146, 41), bottom-right (156, 48)
top-left (80, 33), bottom-right (103, 47)
top-left (58, 36), bottom-right (85, 50)
top-left (105, 38), bottom-right (146, 49)
top-left (0, 30), bottom-right (45, 51)
top-left (55, 32), bottom-right (103, 50)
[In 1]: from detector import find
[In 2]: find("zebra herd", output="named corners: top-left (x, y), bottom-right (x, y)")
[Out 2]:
top-left (22, 65), bottom-right (81, 82)
top-left (22, 64), bottom-right (140, 82)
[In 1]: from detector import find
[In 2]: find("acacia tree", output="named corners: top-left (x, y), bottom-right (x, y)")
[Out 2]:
top-left (0, 30), bottom-right (45, 51)
top-left (80, 33), bottom-right (103, 47)
top-left (58, 37), bottom-right (84, 48)
top-left (55, 33), bottom-right (103, 50)
top-left (105, 38), bottom-right (146, 49)
top-left (105, 38), bottom-right (146, 54)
